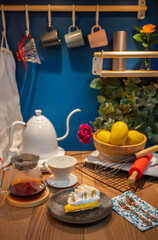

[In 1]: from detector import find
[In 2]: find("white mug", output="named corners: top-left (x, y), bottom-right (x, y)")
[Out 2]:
top-left (64, 25), bottom-right (85, 48)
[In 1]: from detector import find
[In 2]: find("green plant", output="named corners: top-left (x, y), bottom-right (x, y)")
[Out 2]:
top-left (90, 77), bottom-right (158, 144)
top-left (133, 24), bottom-right (158, 70)
top-left (133, 24), bottom-right (158, 48)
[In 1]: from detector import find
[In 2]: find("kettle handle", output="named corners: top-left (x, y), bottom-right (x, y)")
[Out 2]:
top-left (0, 166), bottom-right (12, 194)
top-left (57, 109), bottom-right (81, 141)
top-left (5, 121), bottom-right (26, 150)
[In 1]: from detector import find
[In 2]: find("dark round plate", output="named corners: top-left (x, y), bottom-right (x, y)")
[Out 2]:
top-left (47, 188), bottom-right (113, 224)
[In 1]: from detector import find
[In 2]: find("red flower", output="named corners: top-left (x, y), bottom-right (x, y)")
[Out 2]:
top-left (78, 124), bottom-right (93, 144)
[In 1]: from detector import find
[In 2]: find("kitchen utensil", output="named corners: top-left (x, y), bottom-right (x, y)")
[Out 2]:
top-left (88, 25), bottom-right (108, 48)
top-left (44, 155), bottom-right (77, 181)
top-left (85, 150), bottom-right (158, 179)
top-left (128, 154), bottom-right (153, 184)
top-left (0, 153), bottom-right (46, 199)
top-left (41, 25), bottom-right (61, 47)
top-left (118, 200), bottom-right (152, 226)
top-left (16, 34), bottom-right (41, 70)
top-left (47, 188), bottom-right (113, 224)
top-left (41, 5), bottom-right (61, 47)
top-left (125, 195), bottom-right (157, 222)
top-left (93, 130), bottom-right (147, 158)
top-left (112, 191), bottom-right (158, 231)
top-left (64, 25), bottom-right (85, 48)
top-left (64, 5), bottom-right (84, 48)
top-left (46, 155), bottom-right (78, 188)
top-left (88, 5), bottom-right (108, 48)
top-left (5, 109), bottom-right (81, 160)
top-left (16, 5), bottom-right (41, 70)
top-left (112, 31), bottom-right (127, 71)
top-left (95, 145), bottom-right (158, 178)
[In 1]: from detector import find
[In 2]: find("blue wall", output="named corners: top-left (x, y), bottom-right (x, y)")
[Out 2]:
top-left (0, 0), bottom-right (158, 150)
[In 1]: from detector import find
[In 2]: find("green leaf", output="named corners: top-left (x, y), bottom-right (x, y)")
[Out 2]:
top-left (99, 103), bottom-right (115, 115)
top-left (133, 34), bottom-right (143, 42)
top-left (103, 119), bottom-right (115, 131)
top-left (152, 33), bottom-right (158, 37)
top-left (133, 25), bottom-right (142, 32)
top-left (90, 117), bottom-right (104, 131)
top-left (97, 95), bottom-right (105, 103)
top-left (150, 39), bottom-right (158, 44)
top-left (142, 42), bottom-right (149, 47)
top-left (90, 78), bottom-right (103, 89)
top-left (127, 77), bottom-right (141, 84)
top-left (90, 76), bottom-right (158, 144)
top-left (143, 85), bottom-right (157, 97)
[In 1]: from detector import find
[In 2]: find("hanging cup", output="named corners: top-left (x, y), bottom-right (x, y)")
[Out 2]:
top-left (64, 25), bottom-right (85, 48)
top-left (88, 25), bottom-right (108, 48)
top-left (41, 25), bottom-right (61, 47)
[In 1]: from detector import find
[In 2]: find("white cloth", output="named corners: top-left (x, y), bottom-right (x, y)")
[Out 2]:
top-left (84, 150), bottom-right (158, 178)
top-left (0, 31), bottom-right (23, 168)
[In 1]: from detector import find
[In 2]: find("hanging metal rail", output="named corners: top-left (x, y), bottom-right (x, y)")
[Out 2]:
top-left (0, 2), bottom-right (147, 19)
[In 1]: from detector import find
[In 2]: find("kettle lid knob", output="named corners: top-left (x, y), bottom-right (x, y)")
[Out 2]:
top-left (35, 110), bottom-right (42, 116)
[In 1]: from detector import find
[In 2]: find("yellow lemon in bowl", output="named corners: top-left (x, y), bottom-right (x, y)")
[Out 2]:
top-left (110, 121), bottom-right (128, 146)
top-left (96, 130), bottom-right (111, 144)
top-left (126, 130), bottom-right (144, 145)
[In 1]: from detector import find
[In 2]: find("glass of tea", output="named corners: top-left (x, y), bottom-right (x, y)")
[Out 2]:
top-left (0, 153), bottom-right (46, 199)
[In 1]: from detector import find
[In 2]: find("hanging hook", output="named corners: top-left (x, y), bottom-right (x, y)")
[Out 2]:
top-left (25, 4), bottom-right (30, 36)
top-left (72, 4), bottom-right (75, 28)
top-left (1, 4), bottom-right (6, 37)
top-left (96, 4), bottom-right (99, 28)
top-left (48, 4), bottom-right (51, 28)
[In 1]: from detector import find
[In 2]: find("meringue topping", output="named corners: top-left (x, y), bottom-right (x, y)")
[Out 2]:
top-left (68, 184), bottom-right (100, 205)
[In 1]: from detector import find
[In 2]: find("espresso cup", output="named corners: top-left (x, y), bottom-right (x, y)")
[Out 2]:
top-left (88, 25), bottom-right (108, 48)
top-left (41, 25), bottom-right (61, 47)
top-left (64, 25), bottom-right (85, 48)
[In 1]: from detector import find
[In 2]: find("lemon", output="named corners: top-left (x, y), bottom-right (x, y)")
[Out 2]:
top-left (96, 130), bottom-right (111, 144)
top-left (110, 121), bottom-right (128, 146)
top-left (126, 130), bottom-right (144, 145)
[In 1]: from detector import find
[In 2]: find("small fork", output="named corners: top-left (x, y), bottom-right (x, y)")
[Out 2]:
top-left (118, 200), bottom-right (152, 226)
top-left (125, 196), bottom-right (157, 222)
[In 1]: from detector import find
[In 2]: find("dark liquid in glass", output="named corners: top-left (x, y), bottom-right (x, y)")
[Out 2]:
top-left (9, 180), bottom-right (46, 199)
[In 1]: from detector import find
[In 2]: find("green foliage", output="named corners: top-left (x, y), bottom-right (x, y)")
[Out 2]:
top-left (133, 25), bottom-right (142, 32)
top-left (90, 77), bottom-right (158, 144)
top-left (133, 24), bottom-right (158, 48)
top-left (133, 33), bottom-right (143, 42)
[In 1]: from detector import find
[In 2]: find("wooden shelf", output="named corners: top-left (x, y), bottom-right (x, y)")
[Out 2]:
top-left (0, 5), bottom-right (147, 13)
top-left (101, 70), bottom-right (158, 78)
top-left (94, 51), bottom-right (158, 59)
top-left (92, 50), bottom-right (158, 78)
top-left (0, 1), bottom-right (147, 19)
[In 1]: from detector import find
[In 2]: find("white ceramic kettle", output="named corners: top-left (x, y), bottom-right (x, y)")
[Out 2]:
top-left (5, 109), bottom-right (81, 159)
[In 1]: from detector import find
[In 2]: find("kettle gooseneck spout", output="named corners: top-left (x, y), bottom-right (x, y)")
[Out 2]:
top-left (57, 108), bottom-right (81, 141)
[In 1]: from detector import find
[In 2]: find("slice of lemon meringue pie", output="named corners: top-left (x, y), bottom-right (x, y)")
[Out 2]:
top-left (65, 184), bottom-right (100, 213)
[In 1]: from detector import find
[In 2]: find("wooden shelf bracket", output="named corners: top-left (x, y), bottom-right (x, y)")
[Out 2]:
top-left (92, 50), bottom-right (158, 78)
top-left (137, 0), bottom-right (146, 19)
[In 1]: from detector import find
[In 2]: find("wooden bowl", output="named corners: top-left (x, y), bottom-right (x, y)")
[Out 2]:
top-left (93, 130), bottom-right (147, 158)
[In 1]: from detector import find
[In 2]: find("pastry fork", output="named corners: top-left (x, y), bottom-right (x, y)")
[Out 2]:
top-left (118, 200), bottom-right (152, 226)
top-left (125, 196), bottom-right (157, 222)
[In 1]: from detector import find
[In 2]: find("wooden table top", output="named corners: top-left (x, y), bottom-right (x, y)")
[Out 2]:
top-left (0, 151), bottom-right (158, 240)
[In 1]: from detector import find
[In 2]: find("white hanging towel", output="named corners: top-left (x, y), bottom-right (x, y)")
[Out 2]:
top-left (0, 7), bottom-right (23, 169)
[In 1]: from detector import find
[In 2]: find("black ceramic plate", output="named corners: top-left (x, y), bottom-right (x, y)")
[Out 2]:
top-left (47, 188), bottom-right (113, 224)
